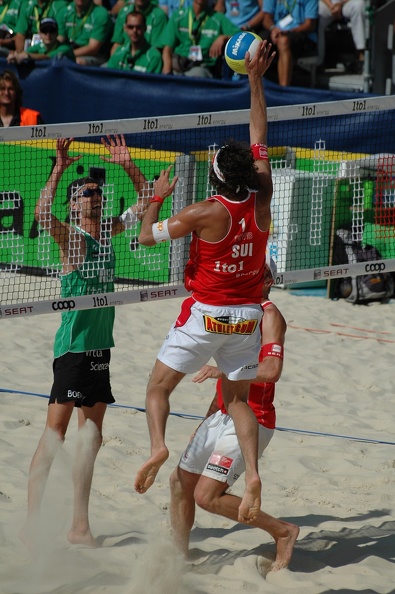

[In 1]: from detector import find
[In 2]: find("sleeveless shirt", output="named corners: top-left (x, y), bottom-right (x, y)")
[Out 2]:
top-left (184, 192), bottom-right (269, 305)
top-left (53, 227), bottom-right (115, 358)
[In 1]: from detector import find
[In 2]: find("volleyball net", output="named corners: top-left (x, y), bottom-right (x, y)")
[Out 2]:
top-left (1, 95), bottom-right (395, 319)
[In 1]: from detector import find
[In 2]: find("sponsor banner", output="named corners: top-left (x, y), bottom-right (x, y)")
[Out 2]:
top-left (203, 315), bottom-right (258, 335)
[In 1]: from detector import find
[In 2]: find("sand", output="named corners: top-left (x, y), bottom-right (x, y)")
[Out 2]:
top-left (0, 288), bottom-right (394, 594)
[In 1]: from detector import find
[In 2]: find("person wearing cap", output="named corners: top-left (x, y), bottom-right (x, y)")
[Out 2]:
top-left (13, 0), bottom-right (68, 53)
top-left (7, 17), bottom-right (75, 63)
top-left (169, 259), bottom-right (299, 571)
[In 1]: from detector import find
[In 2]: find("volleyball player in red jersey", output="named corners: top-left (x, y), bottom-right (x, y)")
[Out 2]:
top-left (135, 40), bottom-right (276, 525)
top-left (169, 262), bottom-right (299, 571)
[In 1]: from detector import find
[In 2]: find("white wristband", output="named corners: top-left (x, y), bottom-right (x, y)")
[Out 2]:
top-left (152, 219), bottom-right (171, 243)
top-left (120, 207), bottom-right (139, 229)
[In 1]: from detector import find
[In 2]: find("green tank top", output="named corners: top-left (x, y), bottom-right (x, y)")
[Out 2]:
top-left (53, 227), bottom-right (116, 358)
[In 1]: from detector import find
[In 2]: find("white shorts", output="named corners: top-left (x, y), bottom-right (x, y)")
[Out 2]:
top-left (179, 410), bottom-right (274, 486)
top-left (157, 298), bottom-right (263, 380)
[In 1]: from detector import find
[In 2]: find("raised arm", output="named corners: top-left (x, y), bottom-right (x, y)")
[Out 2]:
top-left (100, 134), bottom-right (151, 235)
top-left (35, 138), bottom-right (81, 246)
top-left (245, 40), bottom-right (275, 228)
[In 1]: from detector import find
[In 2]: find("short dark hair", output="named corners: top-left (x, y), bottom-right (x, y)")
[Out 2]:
top-left (127, 10), bottom-right (146, 26)
top-left (209, 140), bottom-right (259, 200)
top-left (0, 70), bottom-right (23, 109)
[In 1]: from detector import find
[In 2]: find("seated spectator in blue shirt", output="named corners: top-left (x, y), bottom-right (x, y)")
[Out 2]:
top-left (159, 0), bottom-right (192, 19)
top-left (261, 0), bottom-right (318, 86)
top-left (106, 11), bottom-right (162, 72)
top-left (215, 0), bottom-right (263, 32)
top-left (7, 17), bottom-right (75, 64)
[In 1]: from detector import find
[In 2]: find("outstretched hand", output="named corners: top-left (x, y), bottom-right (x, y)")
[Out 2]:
top-left (245, 40), bottom-right (276, 78)
top-left (153, 165), bottom-right (178, 200)
top-left (101, 134), bottom-right (131, 167)
top-left (192, 365), bottom-right (222, 383)
top-left (55, 138), bottom-right (82, 171)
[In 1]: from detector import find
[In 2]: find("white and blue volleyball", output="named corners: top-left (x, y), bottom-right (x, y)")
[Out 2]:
top-left (225, 31), bottom-right (262, 75)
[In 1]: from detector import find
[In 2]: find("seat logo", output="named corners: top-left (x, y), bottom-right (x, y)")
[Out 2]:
top-left (52, 300), bottom-right (76, 311)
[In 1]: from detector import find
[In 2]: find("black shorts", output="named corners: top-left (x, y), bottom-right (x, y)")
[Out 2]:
top-left (49, 350), bottom-right (115, 408)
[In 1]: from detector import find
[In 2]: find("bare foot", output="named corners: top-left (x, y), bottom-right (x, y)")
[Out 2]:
top-left (271, 523), bottom-right (299, 571)
top-left (134, 447), bottom-right (169, 494)
top-left (19, 522), bottom-right (39, 555)
top-left (238, 474), bottom-right (261, 523)
top-left (67, 529), bottom-right (99, 548)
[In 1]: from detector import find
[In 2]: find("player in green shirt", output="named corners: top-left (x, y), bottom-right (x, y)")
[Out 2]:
top-left (14, 0), bottom-right (67, 52)
top-left (7, 17), bottom-right (75, 63)
top-left (20, 134), bottom-right (150, 551)
top-left (159, 0), bottom-right (240, 77)
top-left (58, 0), bottom-right (113, 65)
top-left (106, 11), bottom-right (162, 72)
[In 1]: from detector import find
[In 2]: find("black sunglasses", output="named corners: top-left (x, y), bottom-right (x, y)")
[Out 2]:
top-left (81, 187), bottom-right (103, 197)
top-left (40, 26), bottom-right (57, 33)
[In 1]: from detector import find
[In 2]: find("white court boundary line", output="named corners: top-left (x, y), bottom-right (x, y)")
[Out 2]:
top-left (1, 258), bottom-right (395, 320)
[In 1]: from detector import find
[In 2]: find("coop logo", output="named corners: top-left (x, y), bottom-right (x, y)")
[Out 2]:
top-left (365, 262), bottom-right (385, 273)
top-left (52, 299), bottom-right (76, 311)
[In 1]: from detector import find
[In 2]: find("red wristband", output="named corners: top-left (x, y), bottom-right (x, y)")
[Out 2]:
top-left (150, 195), bottom-right (165, 204)
top-left (261, 343), bottom-right (284, 360)
top-left (251, 143), bottom-right (269, 161)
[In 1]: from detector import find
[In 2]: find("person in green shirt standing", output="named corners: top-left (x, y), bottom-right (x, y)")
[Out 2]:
top-left (159, 0), bottom-right (240, 78)
top-left (14, 0), bottom-right (67, 52)
top-left (0, 0), bottom-right (23, 55)
top-left (106, 11), bottom-right (162, 72)
top-left (110, 0), bottom-right (167, 56)
top-left (7, 17), bottom-right (75, 63)
top-left (57, 0), bottom-right (113, 65)
top-left (20, 134), bottom-right (150, 551)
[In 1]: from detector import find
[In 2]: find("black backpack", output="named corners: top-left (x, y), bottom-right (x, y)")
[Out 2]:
top-left (332, 227), bottom-right (394, 304)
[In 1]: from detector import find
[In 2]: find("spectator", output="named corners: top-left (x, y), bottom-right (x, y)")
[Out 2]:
top-left (106, 11), bottom-right (162, 72)
top-left (0, 69), bottom-right (43, 126)
top-left (58, 0), bottom-right (113, 66)
top-left (0, 0), bottom-right (23, 55)
top-left (110, 0), bottom-right (168, 56)
top-left (7, 18), bottom-right (75, 64)
top-left (159, 0), bottom-right (240, 78)
top-left (319, 0), bottom-right (365, 73)
top-left (261, 0), bottom-right (318, 86)
top-left (159, 0), bottom-right (192, 19)
top-left (215, 0), bottom-right (263, 32)
top-left (13, 0), bottom-right (67, 53)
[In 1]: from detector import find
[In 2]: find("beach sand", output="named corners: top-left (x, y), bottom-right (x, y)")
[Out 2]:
top-left (0, 288), bottom-right (394, 594)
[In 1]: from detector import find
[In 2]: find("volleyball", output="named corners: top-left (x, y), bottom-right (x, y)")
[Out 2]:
top-left (224, 31), bottom-right (262, 75)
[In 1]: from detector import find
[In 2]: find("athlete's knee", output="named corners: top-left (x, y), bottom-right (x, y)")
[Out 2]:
top-left (194, 484), bottom-right (220, 513)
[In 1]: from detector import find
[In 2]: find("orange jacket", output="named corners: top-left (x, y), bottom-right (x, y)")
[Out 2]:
top-left (20, 107), bottom-right (42, 126)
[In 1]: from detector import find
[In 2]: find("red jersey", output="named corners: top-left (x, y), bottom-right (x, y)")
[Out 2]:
top-left (184, 192), bottom-right (269, 306)
top-left (216, 301), bottom-right (277, 429)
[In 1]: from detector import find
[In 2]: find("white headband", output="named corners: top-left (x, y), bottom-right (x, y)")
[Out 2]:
top-left (212, 147), bottom-right (226, 182)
